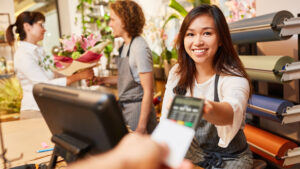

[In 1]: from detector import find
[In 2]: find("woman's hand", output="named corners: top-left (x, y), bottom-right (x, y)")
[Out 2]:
top-left (86, 76), bottom-right (118, 86)
top-left (67, 68), bottom-right (94, 85)
top-left (75, 68), bottom-right (94, 80)
top-left (202, 100), bottom-right (234, 125)
top-left (86, 76), bottom-right (104, 86)
top-left (203, 100), bottom-right (213, 115)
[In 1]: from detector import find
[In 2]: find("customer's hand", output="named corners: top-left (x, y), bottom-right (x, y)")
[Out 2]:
top-left (75, 68), bottom-right (94, 80)
top-left (67, 68), bottom-right (94, 85)
top-left (67, 133), bottom-right (193, 169)
top-left (113, 133), bottom-right (193, 169)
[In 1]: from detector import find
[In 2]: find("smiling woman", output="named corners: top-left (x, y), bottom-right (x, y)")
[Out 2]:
top-left (161, 4), bottom-right (253, 169)
top-left (184, 14), bottom-right (220, 83)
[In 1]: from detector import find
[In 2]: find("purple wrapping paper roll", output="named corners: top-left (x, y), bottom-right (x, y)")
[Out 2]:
top-left (247, 94), bottom-right (294, 121)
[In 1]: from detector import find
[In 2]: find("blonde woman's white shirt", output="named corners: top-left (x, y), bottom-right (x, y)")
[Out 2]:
top-left (14, 41), bottom-right (66, 111)
top-left (161, 64), bottom-right (249, 148)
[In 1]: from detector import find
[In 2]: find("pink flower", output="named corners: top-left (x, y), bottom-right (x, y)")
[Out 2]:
top-left (80, 36), bottom-right (88, 51)
top-left (80, 34), bottom-right (101, 51)
top-left (171, 33), bottom-right (178, 48)
top-left (87, 33), bottom-right (101, 47)
top-left (62, 35), bottom-right (77, 52)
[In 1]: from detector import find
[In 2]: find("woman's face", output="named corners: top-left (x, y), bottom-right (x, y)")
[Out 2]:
top-left (26, 20), bottom-right (46, 42)
top-left (184, 14), bottom-right (220, 67)
top-left (109, 9), bottom-right (125, 38)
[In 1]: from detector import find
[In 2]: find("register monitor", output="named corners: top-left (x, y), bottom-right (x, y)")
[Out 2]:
top-left (33, 83), bottom-right (128, 168)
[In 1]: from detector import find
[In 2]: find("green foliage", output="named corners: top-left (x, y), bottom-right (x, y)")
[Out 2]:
top-left (76, 1), bottom-right (114, 60)
top-left (161, 48), bottom-right (172, 64)
top-left (171, 48), bottom-right (178, 59)
top-left (77, 0), bottom-right (102, 33)
top-left (169, 0), bottom-right (188, 17)
top-left (104, 43), bottom-right (113, 58)
top-left (38, 55), bottom-right (53, 71)
top-left (193, 0), bottom-right (211, 7)
top-left (152, 0), bottom-right (185, 66)
top-left (152, 51), bottom-right (160, 65)
top-left (162, 14), bottom-right (181, 30)
top-left (71, 51), bottom-right (81, 59)
top-left (0, 76), bottom-right (22, 114)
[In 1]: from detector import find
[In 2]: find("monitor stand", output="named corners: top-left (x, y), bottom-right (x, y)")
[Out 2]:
top-left (47, 133), bottom-right (90, 169)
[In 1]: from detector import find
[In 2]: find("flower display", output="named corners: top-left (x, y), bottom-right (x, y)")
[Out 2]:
top-left (53, 33), bottom-right (110, 76)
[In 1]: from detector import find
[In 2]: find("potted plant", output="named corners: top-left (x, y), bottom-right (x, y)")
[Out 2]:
top-left (0, 76), bottom-right (22, 116)
top-left (0, 30), bottom-right (5, 43)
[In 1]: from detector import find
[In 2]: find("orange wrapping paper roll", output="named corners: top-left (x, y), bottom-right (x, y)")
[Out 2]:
top-left (244, 125), bottom-right (297, 166)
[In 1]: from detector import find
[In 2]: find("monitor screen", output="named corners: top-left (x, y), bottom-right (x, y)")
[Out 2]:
top-left (33, 83), bottom-right (128, 156)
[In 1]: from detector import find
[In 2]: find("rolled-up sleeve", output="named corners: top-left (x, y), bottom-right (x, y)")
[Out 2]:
top-left (215, 76), bottom-right (249, 148)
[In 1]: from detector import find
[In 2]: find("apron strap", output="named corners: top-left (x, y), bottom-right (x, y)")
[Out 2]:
top-left (126, 37), bottom-right (135, 57)
top-left (118, 37), bottom-right (135, 58)
top-left (214, 74), bottom-right (220, 102)
top-left (118, 44), bottom-right (124, 56)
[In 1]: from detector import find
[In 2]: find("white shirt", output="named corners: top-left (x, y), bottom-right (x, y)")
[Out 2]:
top-left (161, 64), bottom-right (249, 148)
top-left (14, 41), bottom-right (66, 111)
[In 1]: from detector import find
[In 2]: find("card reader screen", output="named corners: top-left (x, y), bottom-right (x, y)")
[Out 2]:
top-left (168, 96), bottom-right (204, 129)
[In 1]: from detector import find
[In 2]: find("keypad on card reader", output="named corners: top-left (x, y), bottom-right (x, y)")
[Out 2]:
top-left (167, 95), bottom-right (204, 130)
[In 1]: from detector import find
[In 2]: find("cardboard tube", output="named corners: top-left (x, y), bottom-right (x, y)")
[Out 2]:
top-left (239, 55), bottom-right (294, 83)
top-left (244, 125), bottom-right (298, 166)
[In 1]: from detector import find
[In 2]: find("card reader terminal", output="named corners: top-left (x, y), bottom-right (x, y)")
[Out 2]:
top-left (167, 95), bottom-right (205, 130)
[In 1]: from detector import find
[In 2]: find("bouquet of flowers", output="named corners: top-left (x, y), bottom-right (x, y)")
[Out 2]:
top-left (53, 34), bottom-right (110, 76)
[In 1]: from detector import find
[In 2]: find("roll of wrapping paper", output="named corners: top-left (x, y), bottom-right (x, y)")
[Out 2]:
top-left (239, 55), bottom-right (294, 83)
top-left (247, 94), bottom-right (294, 122)
top-left (229, 10), bottom-right (294, 44)
top-left (244, 125), bottom-right (298, 166)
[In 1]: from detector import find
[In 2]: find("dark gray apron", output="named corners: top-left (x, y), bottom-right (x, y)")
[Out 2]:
top-left (185, 75), bottom-right (253, 169)
top-left (117, 37), bottom-right (157, 133)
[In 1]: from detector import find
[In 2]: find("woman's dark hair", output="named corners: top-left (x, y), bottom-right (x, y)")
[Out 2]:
top-left (6, 11), bottom-right (45, 46)
top-left (174, 4), bottom-right (251, 96)
top-left (109, 0), bottom-right (145, 38)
